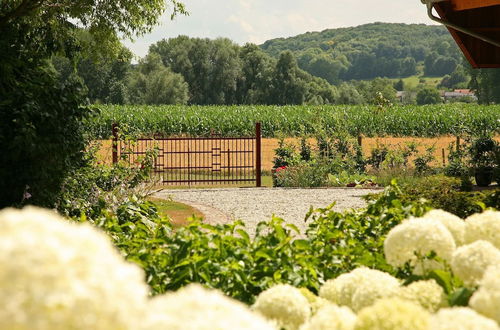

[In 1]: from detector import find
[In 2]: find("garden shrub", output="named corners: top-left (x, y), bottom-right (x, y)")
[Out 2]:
top-left (396, 175), bottom-right (500, 218)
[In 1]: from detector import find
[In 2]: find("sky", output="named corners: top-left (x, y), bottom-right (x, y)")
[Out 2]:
top-left (123, 0), bottom-right (434, 59)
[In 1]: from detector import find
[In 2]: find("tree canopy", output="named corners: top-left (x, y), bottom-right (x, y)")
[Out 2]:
top-left (0, 0), bottom-right (186, 207)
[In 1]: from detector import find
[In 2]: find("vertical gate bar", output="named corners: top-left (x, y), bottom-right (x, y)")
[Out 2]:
top-left (210, 137), bottom-right (213, 185)
top-left (112, 123), bottom-right (118, 165)
top-left (240, 138), bottom-right (243, 181)
top-left (245, 138), bottom-right (248, 181)
top-left (187, 139), bottom-right (189, 185)
top-left (256, 122), bottom-right (262, 187)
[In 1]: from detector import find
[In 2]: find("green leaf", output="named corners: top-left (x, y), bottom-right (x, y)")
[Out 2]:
top-left (449, 287), bottom-right (475, 307)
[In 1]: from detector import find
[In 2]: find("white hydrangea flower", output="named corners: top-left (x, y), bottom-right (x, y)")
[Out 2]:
top-left (143, 284), bottom-right (275, 330)
top-left (451, 240), bottom-right (500, 287)
top-left (470, 265), bottom-right (500, 323)
top-left (252, 284), bottom-right (311, 330)
top-left (299, 288), bottom-right (334, 315)
top-left (464, 210), bottom-right (500, 248)
top-left (384, 217), bottom-right (456, 274)
top-left (300, 304), bottom-right (356, 330)
top-left (0, 207), bottom-right (149, 330)
top-left (319, 267), bottom-right (400, 312)
top-left (395, 280), bottom-right (446, 312)
top-left (423, 209), bottom-right (465, 246)
top-left (354, 298), bottom-right (430, 330)
top-left (429, 307), bottom-right (500, 330)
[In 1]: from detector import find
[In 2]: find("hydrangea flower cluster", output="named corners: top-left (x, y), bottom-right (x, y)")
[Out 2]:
top-left (252, 284), bottom-right (311, 330)
top-left (299, 304), bottom-right (356, 330)
top-left (384, 217), bottom-right (456, 274)
top-left (319, 267), bottom-right (400, 312)
top-left (422, 209), bottom-right (465, 246)
top-left (144, 284), bottom-right (274, 330)
top-left (470, 265), bottom-right (500, 323)
top-left (464, 210), bottom-right (500, 249)
top-left (429, 307), bottom-right (500, 330)
top-left (354, 298), bottom-right (430, 330)
top-left (395, 280), bottom-right (447, 312)
top-left (0, 207), bottom-right (274, 330)
top-left (451, 240), bottom-right (500, 287)
top-left (0, 207), bottom-right (149, 330)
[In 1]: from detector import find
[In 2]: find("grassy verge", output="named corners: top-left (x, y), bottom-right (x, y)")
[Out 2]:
top-left (147, 197), bottom-right (204, 227)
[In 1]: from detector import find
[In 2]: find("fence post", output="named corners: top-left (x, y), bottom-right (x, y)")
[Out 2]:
top-left (456, 136), bottom-right (460, 152)
top-left (442, 148), bottom-right (446, 166)
top-left (112, 123), bottom-right (118, 164)
top-left (255, 122), bottom-right (262, 187)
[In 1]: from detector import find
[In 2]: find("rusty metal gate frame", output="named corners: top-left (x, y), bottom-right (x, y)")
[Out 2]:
top-left (112, 123), bottom-right (262, 187)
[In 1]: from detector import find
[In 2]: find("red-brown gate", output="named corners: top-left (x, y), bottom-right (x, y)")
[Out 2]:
top-left (112, 123), bottom-right (262, 187)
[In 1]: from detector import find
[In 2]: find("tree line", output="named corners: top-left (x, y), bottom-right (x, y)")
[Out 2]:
top-left (51, 25), bottom-right (500, 106)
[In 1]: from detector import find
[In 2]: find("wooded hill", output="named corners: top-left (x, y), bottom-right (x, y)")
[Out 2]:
top-left (260, 23), bottom-right (463, 83)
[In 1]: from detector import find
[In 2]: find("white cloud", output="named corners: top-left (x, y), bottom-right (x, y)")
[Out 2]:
top-left (123, 0), bottom-right (433, 58)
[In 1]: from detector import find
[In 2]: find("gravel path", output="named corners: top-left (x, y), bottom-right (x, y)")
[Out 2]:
top-left (154, 187), bottom-right (381, 234)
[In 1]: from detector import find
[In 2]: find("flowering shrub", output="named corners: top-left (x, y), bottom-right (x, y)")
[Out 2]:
top-left (300, 304), bottom-right (356, 330)
top-left (252, 284), bottom-right (310, 330)
top-left (469, 265), bottom-right (500, 323)
top-left (319, 268), bottom-right (400, 312)
top-left (429, 307), bottom-right (500, 330)
top-left (395, 280), bottom-right (447, 312)
top-left (354, 298), bottom-right (430, 330)
top-left (0, 207), bottom-right (149, 330)
top-left (464, 210), bottom-right (500, 249)
top-left (384, 217), bottom-right (456, 274)
top-left (422, 209), bottom-right (465, 246)
top-left (451, 240), bottom-right (500, 287)
top-left (144, 284), bottom-right (274, 330)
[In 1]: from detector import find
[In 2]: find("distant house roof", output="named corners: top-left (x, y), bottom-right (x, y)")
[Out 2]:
top-left (425, 0), bottom-right (500, 68)
top-left (444, 89), bottom-right (478, 99)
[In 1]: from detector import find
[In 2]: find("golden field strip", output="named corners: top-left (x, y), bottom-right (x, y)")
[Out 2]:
top-left (97, 136), bottom-right (500, 172)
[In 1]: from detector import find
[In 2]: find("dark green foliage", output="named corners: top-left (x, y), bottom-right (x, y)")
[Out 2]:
top-left (299, 137), bottom-right (312, 161)
top-left (261, 23), bottom-right (460, 81)
top-left (150, 37), bottom-right (339, 105)
top-left (0, 62), bottom-right (91, 207)
top-left (469, 68), bottom-right (500, 104)
top-left (0, 19), bottom-right (92, 207)
top-left (76, 181), bottom-right (429, 303)
top-left (416, 87), bottom-right (442, 105)
top-left (397, 175), bottom-right (500, 218)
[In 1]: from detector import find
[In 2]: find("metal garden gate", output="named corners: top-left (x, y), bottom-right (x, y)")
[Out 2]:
top-left (112, 123), bottom-right (262, 187)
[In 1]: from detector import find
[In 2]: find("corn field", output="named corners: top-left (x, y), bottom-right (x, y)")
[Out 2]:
top-left (88, 104), bottom-right (500, 139)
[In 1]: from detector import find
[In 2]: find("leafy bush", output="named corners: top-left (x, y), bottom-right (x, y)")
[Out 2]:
top-left (78, 181), bottom-right (429, 304)
top-left (396, 175), bottom-right (500, 218)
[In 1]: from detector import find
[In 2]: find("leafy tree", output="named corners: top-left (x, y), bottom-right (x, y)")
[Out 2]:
top-left (127, 53), bottom-right (189, 105)
top-left (416, 87), bottom-right (442, 105)
top-left (0, 0), bottom-right (185, 207)
top-left (151, 37), bottom-right (241, 105)
top-left (469, 69), bottom-right (500, 104)
top-left (336, 83), bottom-right (365, 104)
top-left (269, 52), bottom-right (307, 105)
top-left (236, 44), bottom-right (273, 104)
top-left (394, 79), bottom-right (405, 91)
top-left (262, 23), bottom-right (461, 82)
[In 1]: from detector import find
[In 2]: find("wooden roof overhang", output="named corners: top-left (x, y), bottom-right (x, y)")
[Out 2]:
top-left (424, 0), bottom-right (500, 68)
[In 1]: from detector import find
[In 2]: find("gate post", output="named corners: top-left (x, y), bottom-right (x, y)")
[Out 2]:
top-left (112, 123), bottom-right (118, 164)
top-left (255, 122), bottom-right (262, 187)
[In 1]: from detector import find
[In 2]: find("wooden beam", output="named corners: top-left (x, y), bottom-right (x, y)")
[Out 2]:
top-left (435, 3), bottom-right (479, 68)
top-left (451, 0), bottom-right (500, 11)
